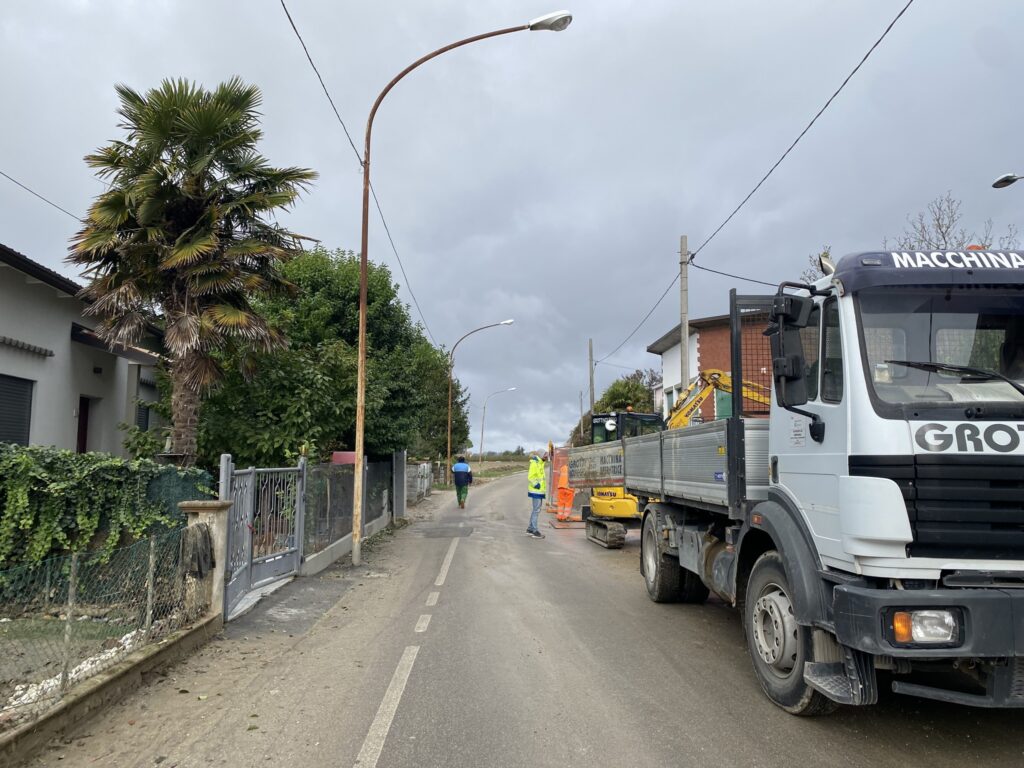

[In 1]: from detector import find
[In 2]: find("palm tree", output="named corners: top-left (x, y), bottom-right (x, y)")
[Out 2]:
top-left (69, 78), bottom-right (317, 466)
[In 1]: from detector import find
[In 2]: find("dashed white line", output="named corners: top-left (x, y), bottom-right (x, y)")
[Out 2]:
top-left (434, 538), bottom-right (460, 586)
top-left (426, 591), bottom-right (439, 607)
top-left (353, 645), bottom-right (420, 768)
top-left (414, 614), bottom-right (432, 633)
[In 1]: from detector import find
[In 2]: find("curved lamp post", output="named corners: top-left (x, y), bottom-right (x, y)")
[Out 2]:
top-left (447, 320), bottom-right (514, 481)
top-left (479, 387), bottom-right (517, 465)
top-left (993, 173), bottom-right (1023, 189)
top-left (351, 11), bottom-right (572, 566)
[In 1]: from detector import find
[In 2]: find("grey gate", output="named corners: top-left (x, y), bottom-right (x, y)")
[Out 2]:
top-left (220, 455), bottom-right (306, 618)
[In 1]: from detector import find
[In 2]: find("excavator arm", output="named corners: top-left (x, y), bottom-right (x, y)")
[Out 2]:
top-left (666, 369), bottom-right (771, 428)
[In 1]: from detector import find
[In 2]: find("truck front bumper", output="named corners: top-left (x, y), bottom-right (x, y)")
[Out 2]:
top-left (833, 584), bottom-right (1024, 707)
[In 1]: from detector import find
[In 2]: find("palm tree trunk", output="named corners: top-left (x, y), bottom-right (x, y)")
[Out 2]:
top-left (169, 360), bottom-right (201, 467)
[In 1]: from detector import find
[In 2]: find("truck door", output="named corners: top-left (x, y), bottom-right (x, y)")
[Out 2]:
top-left (771, 297), bottom-right (851, 566)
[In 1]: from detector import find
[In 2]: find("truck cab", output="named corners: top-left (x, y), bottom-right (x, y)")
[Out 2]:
top-left (767, 250), bottom-right (1024, 709)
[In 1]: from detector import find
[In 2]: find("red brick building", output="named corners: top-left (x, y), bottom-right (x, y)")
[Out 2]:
top-left (648, 313), bottom-right (772, 423)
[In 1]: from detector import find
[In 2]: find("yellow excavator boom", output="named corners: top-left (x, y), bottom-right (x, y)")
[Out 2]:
top-left (666, 369), bottom-right (771, 429)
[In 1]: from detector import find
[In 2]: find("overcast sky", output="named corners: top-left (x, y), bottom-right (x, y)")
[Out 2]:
top-left (3, 0), bottom-right (1023, 452)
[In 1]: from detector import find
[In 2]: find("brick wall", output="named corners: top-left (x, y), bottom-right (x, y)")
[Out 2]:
top-left (695, 320), bottom-right (772, 421)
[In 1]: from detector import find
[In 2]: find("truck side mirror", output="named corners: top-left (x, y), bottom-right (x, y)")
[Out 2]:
top-left (771, 295), bottom-right (815, 328)
top-left (769, 326), bottom-right (809, 408)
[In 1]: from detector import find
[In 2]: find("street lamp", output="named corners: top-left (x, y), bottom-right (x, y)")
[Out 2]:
top-left (447, 320), bottom-right (514, 482)
top-left (479, 387), bottom-right (517, 465)
top-left (351, 11), bottom-right (572, 566)
top-left (993, 173), bottom-right (1022, 189)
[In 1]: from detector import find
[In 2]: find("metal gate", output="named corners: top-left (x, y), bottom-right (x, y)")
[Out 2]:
top-left (220, 455), bottom-right (306, 618)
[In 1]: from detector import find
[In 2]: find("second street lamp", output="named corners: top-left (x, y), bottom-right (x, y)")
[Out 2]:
top-left (350, 11), bottom-right (572, 566)
top-left (479, 387), bottom-right (517, 466)
top-left (447, 320), bottom-right (514, 483)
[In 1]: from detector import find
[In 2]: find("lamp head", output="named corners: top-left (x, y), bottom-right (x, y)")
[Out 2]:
top-left (993, 173), bottom-right (1021, 189)
top-left (528, 11), bottom-right (573, 31)
top-left (507, 387), bottom-right (517, 392)
top-left (500, 318), bottom-right (515, 325)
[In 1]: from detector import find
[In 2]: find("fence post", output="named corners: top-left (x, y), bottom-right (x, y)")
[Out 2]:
top-left (218, 453), bottom-right (232, 502)
top-left (59, 552), bottom-right (79, 693)
top-left (179, 499), bottom-right (233, 621)
top-left (143, 534), bottom-right (156, 639)
top-left (296, 456), bottom-right (307, 564)
top-left (393, 450), bottom-right (407, 521)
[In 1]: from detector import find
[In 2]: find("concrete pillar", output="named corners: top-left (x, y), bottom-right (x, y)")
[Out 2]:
top-left (179, 499), bottom-right (232, 619)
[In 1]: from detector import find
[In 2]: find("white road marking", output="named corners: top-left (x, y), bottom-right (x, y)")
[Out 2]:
top-left (426, 591), bottom-right (439, 606)
top-left (434, 538), bottom-right (460, 586)
top-left (414, 614), bottom-right (431, 633)
top-left (354, 645), bottom-right (420, 768)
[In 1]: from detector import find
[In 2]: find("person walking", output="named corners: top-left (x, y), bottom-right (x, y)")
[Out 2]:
top-left (526, 451), bottom-right (548, 538)
top-left (452, 456), bottom-right (473, 509)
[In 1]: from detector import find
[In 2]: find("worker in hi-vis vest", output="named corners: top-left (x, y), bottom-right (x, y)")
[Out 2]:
top-left (526, 452), bottom-right (548, 539)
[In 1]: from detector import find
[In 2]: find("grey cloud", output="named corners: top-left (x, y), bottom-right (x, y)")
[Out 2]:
top-left (3, 0), bottom-right (1023, 451)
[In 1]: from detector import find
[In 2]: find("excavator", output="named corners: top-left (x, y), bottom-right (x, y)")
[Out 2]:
top-left (666, 368), bottom-right (771, 428)
top-left (584, 370), bottom-right (771, 548)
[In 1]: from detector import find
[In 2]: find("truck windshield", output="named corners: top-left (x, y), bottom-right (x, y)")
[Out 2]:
top-left (856, 286), bottom-right (1024, 409)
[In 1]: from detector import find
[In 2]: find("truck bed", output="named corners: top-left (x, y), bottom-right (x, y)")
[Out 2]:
top-left (567, 418), bottom-right (769, 516)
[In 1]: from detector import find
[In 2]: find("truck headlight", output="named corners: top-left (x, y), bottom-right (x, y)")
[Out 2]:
top-left (891, 609), bottom-right (959, 645)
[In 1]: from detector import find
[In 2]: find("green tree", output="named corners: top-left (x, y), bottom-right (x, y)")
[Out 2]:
top-left (196, 248), bottom-right (468, 466)
top-left (68, 78), bottom-right (316, 466)
top-left (568, 369), bottom-right (659, 445)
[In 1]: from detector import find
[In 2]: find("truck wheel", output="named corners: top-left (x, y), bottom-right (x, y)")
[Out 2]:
top-left (743, 551), bottom-right (837, 716)
top-left (641, 513), bottom-right (708, 604)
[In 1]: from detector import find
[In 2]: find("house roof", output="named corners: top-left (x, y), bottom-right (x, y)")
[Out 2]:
top-left (645, 313), bottom-right (731, 355)
top-left (0, 242), bottom-right (82, 297)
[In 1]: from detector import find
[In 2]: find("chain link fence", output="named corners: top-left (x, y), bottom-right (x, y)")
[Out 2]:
top-left (304, 464), bottom-right (354, 557)
top-left (0, 526), bottom-right (213, 733)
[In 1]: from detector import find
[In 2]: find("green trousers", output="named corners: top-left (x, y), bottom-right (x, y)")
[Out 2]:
top-left (456, 484), bottom-right (469, 505)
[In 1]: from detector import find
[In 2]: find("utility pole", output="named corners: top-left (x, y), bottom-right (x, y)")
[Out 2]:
top-left (679, 235), bottom-right (689, 412)
top-left (588, 338), bottom-right (596, 413)
top-left (578, 390), bottom-right (585, 444)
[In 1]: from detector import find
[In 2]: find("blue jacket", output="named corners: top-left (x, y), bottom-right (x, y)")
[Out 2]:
top-left (452, 461), bottom-right (473, 487)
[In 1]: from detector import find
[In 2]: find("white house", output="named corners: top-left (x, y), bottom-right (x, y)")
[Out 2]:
top-left (646, 323), bottom-right (698, 419)
top-left (0, 243), bottom-right (161, 455)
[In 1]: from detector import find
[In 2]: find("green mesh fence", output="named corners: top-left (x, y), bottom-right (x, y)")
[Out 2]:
top-left (0, 527), bottom-right (212, 732)
top-left (147, 466), bottom-right (214, 526)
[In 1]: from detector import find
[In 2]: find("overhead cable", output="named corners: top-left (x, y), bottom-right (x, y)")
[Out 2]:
top-left (278, 0), bottom-right (436, 344)
top-left (690, 0), bottom-right (915, 260)
top-left (0, 169), bottom-right (80, 221)
top-left (597, 0), bottom-right (915, 361)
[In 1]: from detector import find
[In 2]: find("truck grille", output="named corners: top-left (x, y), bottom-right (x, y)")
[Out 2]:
top-left (849, 455), bottom-right (1024, 559)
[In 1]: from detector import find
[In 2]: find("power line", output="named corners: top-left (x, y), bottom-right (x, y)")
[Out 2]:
top-left (596, 0), bottom-right (914, 361)
top-left (278, 0), bottom-right (437, 345)
top-left (0, 169), bottom-right (80, 221)
top-left (690, 0), bottom-right (915, 260)
top-left (278, 0), bottom-right (362, 164)
top-left (597, 273), bottom-right (679, 363)
top-left (368, 183), bottom-right (438, 345)
top-left (595, 360), bottom-right (640, 371)
top-left (690, 262), bottom-right (776, 287)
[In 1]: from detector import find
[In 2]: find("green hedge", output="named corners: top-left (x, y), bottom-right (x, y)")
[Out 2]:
top-left (0, 443), bottom-right (212, 569)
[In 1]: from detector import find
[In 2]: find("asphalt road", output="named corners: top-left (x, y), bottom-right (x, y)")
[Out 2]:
top-left (31, 474), bottom-right (1024, 767)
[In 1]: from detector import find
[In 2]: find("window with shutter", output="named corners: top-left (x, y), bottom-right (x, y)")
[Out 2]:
top-left (0, 374), bottom-right (33, 445)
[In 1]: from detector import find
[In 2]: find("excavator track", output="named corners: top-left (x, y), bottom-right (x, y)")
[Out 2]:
top-left (586, 518), bottom-right (627, 549)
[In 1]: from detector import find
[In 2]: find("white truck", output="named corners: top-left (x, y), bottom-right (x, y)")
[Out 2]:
top-left (569, 250), bottom-right (1024, 714)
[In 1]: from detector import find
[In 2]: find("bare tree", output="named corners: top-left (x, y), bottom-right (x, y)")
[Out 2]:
top-left (800, 245), bottom-right (832, 283)
top-left (884, 191), bottom-right (1018, 251)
